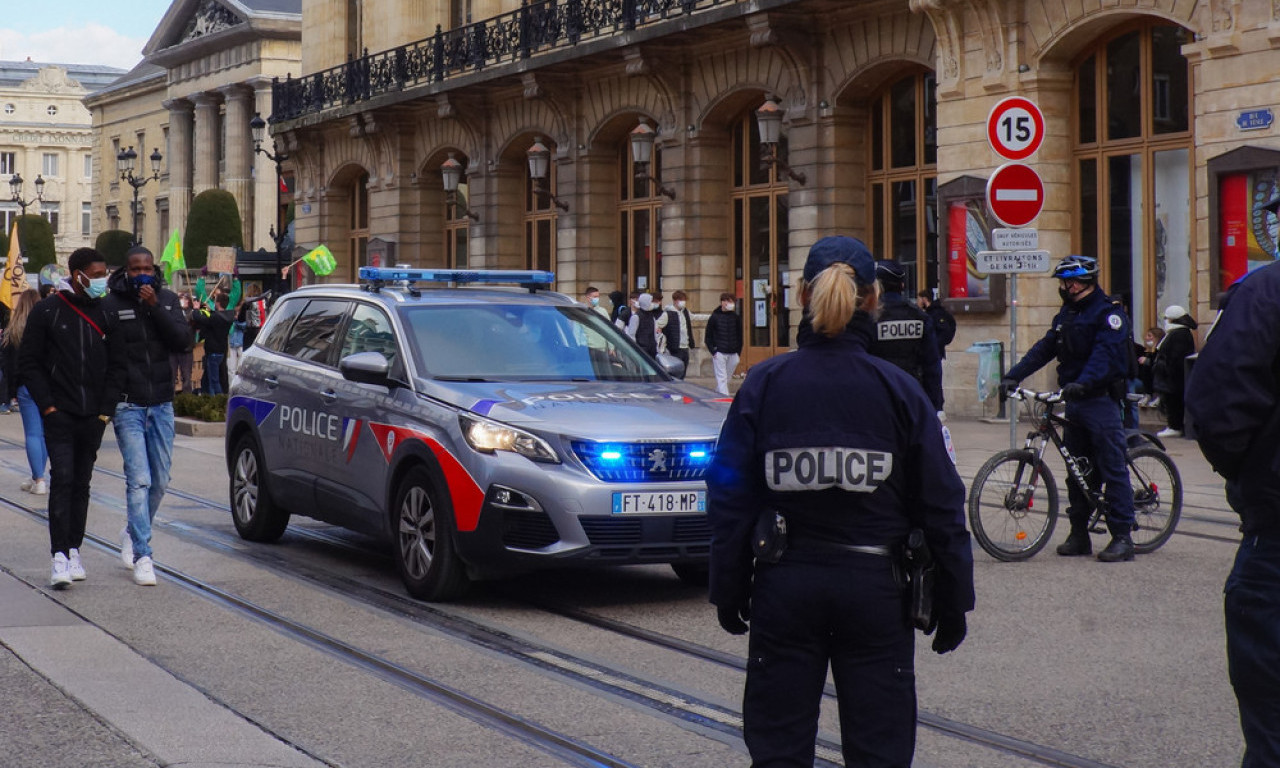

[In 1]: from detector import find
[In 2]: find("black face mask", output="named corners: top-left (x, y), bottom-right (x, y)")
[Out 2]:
top-left (1059, 287), bottom-right (1074, 303)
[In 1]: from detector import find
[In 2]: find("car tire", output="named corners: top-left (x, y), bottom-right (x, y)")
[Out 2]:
top-left (393, 465), bottom-right (470, 602)
top-left (671, 562), bottom-right (709, 587)
top-left (229, 433), bottom-right (290, 542)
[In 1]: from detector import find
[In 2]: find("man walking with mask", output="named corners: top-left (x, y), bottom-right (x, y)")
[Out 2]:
top-left (19, 248), bottom-right (111, 588)
top-left (101, 245), bottom-right (193, 586)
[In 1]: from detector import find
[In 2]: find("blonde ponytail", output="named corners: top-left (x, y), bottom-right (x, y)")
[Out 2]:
top-left (809, 263), bottom-right (860, 337)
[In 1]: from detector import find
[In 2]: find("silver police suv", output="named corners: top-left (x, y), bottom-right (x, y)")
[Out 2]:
top-left (225, 268), bottom-right (729, 601)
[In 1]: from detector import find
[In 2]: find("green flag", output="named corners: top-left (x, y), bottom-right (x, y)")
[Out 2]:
top-left (159, 229), bottom-right (185, 281)
top-left (302, 245), bottom-right (337, 276)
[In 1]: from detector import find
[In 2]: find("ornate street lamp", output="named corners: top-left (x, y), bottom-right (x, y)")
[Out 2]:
top-left (251, 112), bottom-right (290, 294)
top-left (526, 136), bottom-right (569, 212)
top-left (9, 172), bottom-right (46, 214)
top-left (629, 120), bottom-right (675, 200)
top-left (441, 153), bottom-right (478, 221)
top-left (755, 96), bottom-right (806, 185)
top-left (117, 146), bottom-right (163, 244)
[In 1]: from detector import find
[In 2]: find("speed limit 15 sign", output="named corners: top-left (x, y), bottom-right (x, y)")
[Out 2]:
top-left (987, 97), bottom-right (1045, 161)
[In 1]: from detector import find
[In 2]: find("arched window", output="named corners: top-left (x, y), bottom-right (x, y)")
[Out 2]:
top-left (525, 159), bottom-right (557, 273)
top-left (866, 72), bottom-right (938, 295)
top-left (618, 141), bottom-right (664, 294)
top-left (732, 106), bottom-right (791, 364)
top-left (349, 172), bottom-right (369, 272)
top-left (1074, 22), bottom-right (1193, 326)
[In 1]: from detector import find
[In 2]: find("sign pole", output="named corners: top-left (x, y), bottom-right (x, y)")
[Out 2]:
top-left (1009, 274), bottom-right (1018, 449)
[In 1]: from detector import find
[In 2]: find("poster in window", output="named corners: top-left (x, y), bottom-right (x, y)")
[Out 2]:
top-left (1219, 170), bottom-right (1280, 290)
top-left (946, 201), bottom-right (992, 299)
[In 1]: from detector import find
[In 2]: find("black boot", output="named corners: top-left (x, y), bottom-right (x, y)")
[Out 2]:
top-left (1055, 532), bottom-right (1092, 556)
top-left (1097, 535), bottom-right (1135, 562)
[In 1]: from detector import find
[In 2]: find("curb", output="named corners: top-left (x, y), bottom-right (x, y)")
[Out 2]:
top-left (174, 417), bottom-right (225, 438)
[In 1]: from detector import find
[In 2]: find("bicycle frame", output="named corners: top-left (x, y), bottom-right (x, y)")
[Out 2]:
top-left (1011, 390), bottom-right (1108, 516)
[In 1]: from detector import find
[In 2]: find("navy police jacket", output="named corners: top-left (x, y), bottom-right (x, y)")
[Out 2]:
top-left (869, 291), bottom-right (944, 410)
top-left (1005, 288), bottom-right (1130, 396)
top-left (707, 313), bottom-right (975, 616)
top-left (1187, 262), bottom-right (1280, 535)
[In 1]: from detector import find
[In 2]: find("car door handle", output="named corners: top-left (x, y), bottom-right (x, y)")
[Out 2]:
top-left (320, 389), bottom-right (338, 404)
top-left (264, 376), bottom-right (279, 389)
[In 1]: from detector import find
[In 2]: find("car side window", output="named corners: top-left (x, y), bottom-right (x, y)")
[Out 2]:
top-left (281, 300), bottom-right (351, 365)
top-left (254, 298), bottom-right (306, 352)
top-left (340, 303), bottom-right (401, 374)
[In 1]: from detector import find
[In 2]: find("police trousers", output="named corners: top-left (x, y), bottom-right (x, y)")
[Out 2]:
top-left (744, 551), bottom-right (915, 768)
top-left (1225, 533), bottom-right (1280, 767)
top-left (1062, 396), bottom-right (1135, 536)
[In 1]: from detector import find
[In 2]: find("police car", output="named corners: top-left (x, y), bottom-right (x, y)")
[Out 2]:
top-left (225, 268), bottom-right (730, 601)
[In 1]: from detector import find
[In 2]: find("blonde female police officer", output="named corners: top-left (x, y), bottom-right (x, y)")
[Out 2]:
top-left (708, 235), bottom-right (975, 768)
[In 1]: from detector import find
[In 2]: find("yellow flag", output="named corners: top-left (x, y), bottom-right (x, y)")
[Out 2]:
top-left (0, 220), bottom-right (23, 309)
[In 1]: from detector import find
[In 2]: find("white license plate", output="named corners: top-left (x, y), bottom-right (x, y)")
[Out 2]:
top-left (612, 491), bottom-right (706, 515)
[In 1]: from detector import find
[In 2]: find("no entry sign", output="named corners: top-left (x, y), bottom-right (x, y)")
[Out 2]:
top-left (987, 97), bottom-right (1045, 161)
top-left (986, 163), bottom-right (1044, 228)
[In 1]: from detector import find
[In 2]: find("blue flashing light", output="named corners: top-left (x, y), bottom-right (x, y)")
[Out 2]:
top-left (359, 267), bottom-right (555, 285)
top-left (600, 450), bottom-right (624, 462)
top-left (689, 450), bottom-right (707, 459)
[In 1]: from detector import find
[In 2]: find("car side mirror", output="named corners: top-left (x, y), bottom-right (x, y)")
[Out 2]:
top-left (655, 352), bottom-right (685, 379)
top-left (340, 351), bottom-right (393, 387)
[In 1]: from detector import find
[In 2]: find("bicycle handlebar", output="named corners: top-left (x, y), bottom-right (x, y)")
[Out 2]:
top-left (1008, 387), bottom-right (1063, 404)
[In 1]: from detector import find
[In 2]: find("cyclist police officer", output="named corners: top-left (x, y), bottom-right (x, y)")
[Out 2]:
top-left (1000, 254), bottom-right (1137, 562)
top-left (708, 235), bottom-right (975, 768)
top-left (869, 260), bottom-right (945, 415)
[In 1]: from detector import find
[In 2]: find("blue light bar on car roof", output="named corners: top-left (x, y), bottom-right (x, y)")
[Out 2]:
top-left (359, 267), bottom-right (555, 285)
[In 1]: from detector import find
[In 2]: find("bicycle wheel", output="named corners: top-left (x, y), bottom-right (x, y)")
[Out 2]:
top-left (1127, 445), bottom-right (1182, 553)
top-left (968, 449), bottom-right (1059, 561)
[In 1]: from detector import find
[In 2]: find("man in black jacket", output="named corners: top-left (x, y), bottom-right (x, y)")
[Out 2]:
top-left (661, 290), bottom-right (696, 378)
top-left (100, 245), bottom-right (193, 586)
top-left (704, 292), bottom-right (742, 395)
top-left (19, 247), bottom-right (111, 589)
top-left (918, 288), bottom-right (957, 359)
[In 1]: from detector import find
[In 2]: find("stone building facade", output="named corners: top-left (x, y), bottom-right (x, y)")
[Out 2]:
top-left (85, 0), bottom-right (301, 259)
top-left (270, 0), bottom-right (1280, 413)
top-left (0, 61), bottom-right (125, 261)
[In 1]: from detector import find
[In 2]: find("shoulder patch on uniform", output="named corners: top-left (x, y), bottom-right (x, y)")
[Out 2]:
top-left (1107, 313), bottom-right (1123, 331)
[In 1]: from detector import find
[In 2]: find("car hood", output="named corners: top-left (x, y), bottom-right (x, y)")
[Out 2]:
top-left (417, 379), bottom-right (730, 439)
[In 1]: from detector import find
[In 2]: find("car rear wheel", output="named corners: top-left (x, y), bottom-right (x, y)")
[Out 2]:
top-left (393, 466), bottom-right (470, 602)
top-left (230, 434), bottom-right (290, 542)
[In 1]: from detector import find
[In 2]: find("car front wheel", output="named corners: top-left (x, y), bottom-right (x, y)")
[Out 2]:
top-left (230, 434), bottom-right (290, 542)
top-left (393, 466), bottom-right (470, 602)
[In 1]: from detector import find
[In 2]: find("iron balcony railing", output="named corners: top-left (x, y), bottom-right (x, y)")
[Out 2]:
top-left (273, 0), bottom-right (745, 123)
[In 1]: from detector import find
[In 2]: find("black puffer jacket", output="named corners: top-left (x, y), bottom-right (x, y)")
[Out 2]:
top-left (704, 307), bottom-right (743, 355)
top-left (99, 268), bottom-right (192, 408)
top-left (19, 289), bottom-right (109, 417)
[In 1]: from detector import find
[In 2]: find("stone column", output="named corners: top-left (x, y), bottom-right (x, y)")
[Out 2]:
top-left (192, 92), bottom-right (221, 196)
top-left (221, 85), bottom-right (255, 247)
top-left (164, 98), bottom-right (194, 236)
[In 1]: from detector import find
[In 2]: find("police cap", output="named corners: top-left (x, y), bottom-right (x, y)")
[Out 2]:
top-left (803, 236), bottom-right (876, 285)
top-left (875, 260), bottom-right (907, 288)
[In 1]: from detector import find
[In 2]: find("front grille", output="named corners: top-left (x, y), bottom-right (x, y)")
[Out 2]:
top-left (579, 515), bottom-right (710, 550)
top-left (571, 440), bottom-right (715, 483)
top-left (500, 510), bottom-right (560, 550)
top-left (580, 517), bottom-right (643, 546)
top-left (673, 516), bottom-right (711, 543)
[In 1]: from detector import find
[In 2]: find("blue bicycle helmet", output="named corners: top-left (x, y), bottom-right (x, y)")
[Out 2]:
top-left (1052, 254), bottom-right (1098, 281)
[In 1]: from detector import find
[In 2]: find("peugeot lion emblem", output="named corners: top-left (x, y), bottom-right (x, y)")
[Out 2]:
top-left (648, 448), bottom-right (668, 473)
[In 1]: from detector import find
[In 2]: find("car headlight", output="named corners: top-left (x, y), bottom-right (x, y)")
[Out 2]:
top-left (459, 414), bottom-right (559, 463)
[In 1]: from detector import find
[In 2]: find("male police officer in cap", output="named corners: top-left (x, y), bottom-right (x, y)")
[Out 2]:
top-left (1000, 254), bottom-right (1137, 562)
top-left (1187, 189), bottom-right (1280, 767)
top-left (709, 235), bottom-right (974, 768)
top-left (869, 259), bottom-right (945, 415)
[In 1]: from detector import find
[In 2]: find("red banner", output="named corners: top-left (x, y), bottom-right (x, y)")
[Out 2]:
top-left (1219, 173), bottom-right (1248, 289)
top-left (947, 202), bottom-right (969, 298)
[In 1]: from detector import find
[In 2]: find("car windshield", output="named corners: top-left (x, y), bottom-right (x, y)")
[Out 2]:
top-left (401, 303), bottom-right (668, 382)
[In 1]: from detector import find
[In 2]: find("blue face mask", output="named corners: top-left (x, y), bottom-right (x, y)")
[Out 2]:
top-left (79, 273), bottom-right (109, 299)
top-left (129, 273), bottom-right (157, 293)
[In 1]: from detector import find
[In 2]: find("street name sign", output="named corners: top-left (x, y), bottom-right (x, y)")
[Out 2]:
top-left (986, 163), bottom-right (1045, 228)
top-left (976, 250), bottom-right (1051, 273)
top-left (987, 97), bottom-right (1046, 161)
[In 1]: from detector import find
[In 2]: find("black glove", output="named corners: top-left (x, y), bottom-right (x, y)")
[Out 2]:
top-left (932, 612), bottom-right (967, 654)
top-left (716, 603), bottom-right (751, 635)
top-left (998, 377), bottom-right (1018, 398)
top-left (1060, 382), bottom-right (1087, 401)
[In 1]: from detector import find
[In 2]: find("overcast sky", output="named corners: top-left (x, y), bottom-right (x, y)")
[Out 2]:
top-left (1, 0), bottom-right (174, 70)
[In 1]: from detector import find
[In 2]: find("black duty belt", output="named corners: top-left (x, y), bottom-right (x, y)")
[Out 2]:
top-left (787, 537), bottom-right (894, 557)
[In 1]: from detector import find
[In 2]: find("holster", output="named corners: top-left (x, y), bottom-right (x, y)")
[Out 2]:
top-left (902, 528), bottom-right (937, 632)
top-left (753, 511), bottom-right (787, 563)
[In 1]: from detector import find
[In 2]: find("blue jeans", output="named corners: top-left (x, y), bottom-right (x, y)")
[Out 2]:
top-left (15, 386), bottom-right (47, 480)
top-left (204, 353), bottom-right (225, 395)
top-left (113, 402), bottom-right (175, 561)
top-left (1226, 534), bottom-right (1280, 767)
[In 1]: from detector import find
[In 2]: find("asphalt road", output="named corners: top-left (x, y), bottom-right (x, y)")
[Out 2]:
top-left (0, 410), bottom-right (1246, 767)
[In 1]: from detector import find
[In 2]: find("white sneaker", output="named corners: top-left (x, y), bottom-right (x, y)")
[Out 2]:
top-left (120, 527), bottom-right (134, 568)
top-left (31, 479), bottom-right (47, 495)
top-left (133, 556), bottom-right (157, 586)
top-left (50, 553), bottom-right (71, 589)
top-left (1156, 427), bottom-right (1182, 438)
top-left (67, 548), bottom-right (86, 581)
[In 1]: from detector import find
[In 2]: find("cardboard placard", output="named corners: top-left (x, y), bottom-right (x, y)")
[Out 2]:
top-left (207, 246), bottom-right (236, 275)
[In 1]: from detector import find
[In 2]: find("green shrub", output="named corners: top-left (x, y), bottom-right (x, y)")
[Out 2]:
top-left (16, 215), bottom-right (55, 273)
top-left (95, 229), bottom-right (136, 266)
top-left (184, 189), bottom-right (244, 270)
top-left (173, 393), bottom-right (228, 422)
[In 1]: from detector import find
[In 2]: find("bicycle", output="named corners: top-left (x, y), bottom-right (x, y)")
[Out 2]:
top-left (967, 387), bottom-right (1183, 561)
